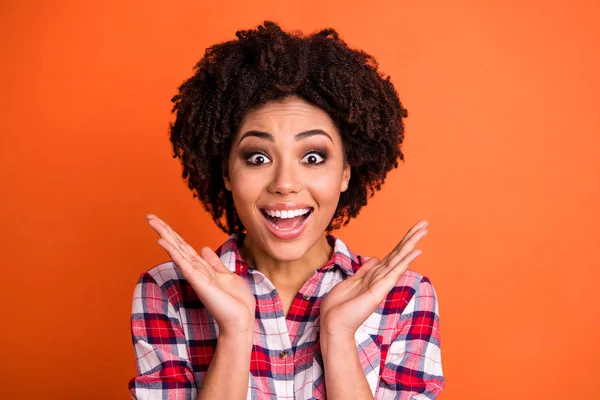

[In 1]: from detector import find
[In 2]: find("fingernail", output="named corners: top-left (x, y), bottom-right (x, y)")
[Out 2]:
top-left (423, 221), bottom-right (429, 227)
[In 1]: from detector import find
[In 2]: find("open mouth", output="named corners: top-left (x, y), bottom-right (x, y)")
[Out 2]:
top-left (260, 208), bottom-right (313, 231)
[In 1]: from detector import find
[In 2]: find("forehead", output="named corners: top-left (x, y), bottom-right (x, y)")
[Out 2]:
top-left (236, 96), bottom-right (340, 140)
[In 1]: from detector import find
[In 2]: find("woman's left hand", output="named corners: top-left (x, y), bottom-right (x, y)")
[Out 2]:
top-left (320, 220), bottom-right (429, 340)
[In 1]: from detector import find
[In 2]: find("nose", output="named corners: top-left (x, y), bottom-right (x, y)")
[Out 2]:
top-left (267, 160), bottom-right (302, 195)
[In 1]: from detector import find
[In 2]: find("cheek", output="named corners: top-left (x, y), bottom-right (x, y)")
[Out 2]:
top-left (228, 165), bottom-right (267, 206)
top-left (307, 168), bottom-right (344, 205)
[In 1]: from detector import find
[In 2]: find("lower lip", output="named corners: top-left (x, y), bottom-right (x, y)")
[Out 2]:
top-left (261, 211), bottom-right (312, 240)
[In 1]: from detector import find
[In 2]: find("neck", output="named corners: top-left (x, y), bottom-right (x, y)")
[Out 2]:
top-left (239, 234), bottom-right (333, 291)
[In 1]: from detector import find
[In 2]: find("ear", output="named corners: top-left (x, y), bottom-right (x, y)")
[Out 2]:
top-left (223, 162), bottom-right (232, 191)
top-left (223, 175), bottom-right (232, 191)
top-left (340, 163), bottom-right (351, 192)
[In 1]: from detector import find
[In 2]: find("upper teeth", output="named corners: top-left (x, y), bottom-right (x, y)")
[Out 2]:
top-left (264, 208), bottom-right (311, 219)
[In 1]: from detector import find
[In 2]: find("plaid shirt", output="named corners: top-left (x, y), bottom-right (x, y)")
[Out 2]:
top-left (129, 233), bottom-right (445, 399)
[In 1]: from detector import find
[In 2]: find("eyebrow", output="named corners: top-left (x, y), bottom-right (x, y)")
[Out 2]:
top-left (237, 129), bottom-right (333, 145)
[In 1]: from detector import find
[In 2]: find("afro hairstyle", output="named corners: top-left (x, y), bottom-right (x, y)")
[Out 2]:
top-left (168, 20), bottom-right (408, 234)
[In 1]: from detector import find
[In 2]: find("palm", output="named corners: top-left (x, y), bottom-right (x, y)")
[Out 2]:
top-left (185, 257), bottom-right (255, 332)
top-left (320, 275), bottom-right (383, 334)
top-left (146, 214), bottom-right (255, 335)
top-left (320, 220), bottom-right (429, 338)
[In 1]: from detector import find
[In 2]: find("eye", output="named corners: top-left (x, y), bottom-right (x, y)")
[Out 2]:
top-left (247, 152), bottom-right (271, 165)
top-left (301, 151), bottom-right (326, 165)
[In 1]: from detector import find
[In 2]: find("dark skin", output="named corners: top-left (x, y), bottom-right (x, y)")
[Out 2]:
top-left (146, 214), bottom-right (427, 322)
top-left (146, 214), bottom-right (427, 400)
top-left (239, 242), bottom-right (315, 317)
top-left (154, 20), bottom-right (416, 400)
top-left (150, 92), bottom-right (424, 400)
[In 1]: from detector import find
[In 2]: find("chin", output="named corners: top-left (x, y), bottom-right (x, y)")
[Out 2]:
top-left (263, 239), bottom-right (313, 262)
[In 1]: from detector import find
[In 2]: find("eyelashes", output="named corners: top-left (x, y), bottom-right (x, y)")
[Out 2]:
top-left (241, 149), bottom-right (328, 166)
top-left (301, 150), bottom-right (327, 164)
top-left (245, 151), bottom-right (270, 165)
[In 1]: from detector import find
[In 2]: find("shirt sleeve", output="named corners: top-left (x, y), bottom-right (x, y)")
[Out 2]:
top-left (376, 276), bottom-right (445, 400)
top-left (129, 272), bottom-right (198, 399)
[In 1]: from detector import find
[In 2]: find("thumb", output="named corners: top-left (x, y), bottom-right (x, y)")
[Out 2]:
top-left (200, 247), bottom-right (229, 273)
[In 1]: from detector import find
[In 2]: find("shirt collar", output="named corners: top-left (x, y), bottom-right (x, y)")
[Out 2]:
top-left (215, 232), bottom-right (361, 276)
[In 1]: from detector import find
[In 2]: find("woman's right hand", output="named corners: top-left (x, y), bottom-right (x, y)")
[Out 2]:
top-left (146, 214), bottom-right (256, 337)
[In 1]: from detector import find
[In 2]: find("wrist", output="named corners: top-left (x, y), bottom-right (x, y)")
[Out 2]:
top-left (218, 317), bottom-right (255, 337)
top-left (320, 321), bottom-right (356, 346)
top-left (320, 332), bottom-right (355, 355)
top-left (218, 330), bottom-right (254, 350)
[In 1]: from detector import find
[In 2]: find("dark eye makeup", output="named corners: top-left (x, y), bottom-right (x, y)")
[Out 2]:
top-left (302, 149), bottom-right (328, 164)
top-left (239, 146), bottom-right (329, 166)
top-left (242, 149), bottom-right (271, 165)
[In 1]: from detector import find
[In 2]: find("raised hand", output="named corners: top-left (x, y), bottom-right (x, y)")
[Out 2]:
top-left (320, 220), bottom-right (429, 339)
top-left (146, 214), bottom-right (256, 337)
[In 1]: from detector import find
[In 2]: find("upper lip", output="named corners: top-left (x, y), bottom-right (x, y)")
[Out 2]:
top-left (259, 202), bottom-right (313, 211)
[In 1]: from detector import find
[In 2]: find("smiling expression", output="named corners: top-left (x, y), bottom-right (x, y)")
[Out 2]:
top-left (224, 95), bottom-right (351, 262)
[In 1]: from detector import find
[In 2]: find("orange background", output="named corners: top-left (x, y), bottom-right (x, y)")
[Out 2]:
top-left (1, 1), bottom-right (599, 399)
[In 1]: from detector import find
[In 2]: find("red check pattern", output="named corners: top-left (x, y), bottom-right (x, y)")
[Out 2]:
top-left (129, 234), bottom-right (445, 399)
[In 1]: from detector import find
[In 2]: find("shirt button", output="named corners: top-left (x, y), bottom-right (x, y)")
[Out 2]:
top-left (302, 293), bottom-right (310, 301)
top-left (279, 351), bottom-right (288, 360)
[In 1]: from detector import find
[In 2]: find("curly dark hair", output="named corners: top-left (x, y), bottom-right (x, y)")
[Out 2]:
top-left (169, 20), bottom-right (408, 234)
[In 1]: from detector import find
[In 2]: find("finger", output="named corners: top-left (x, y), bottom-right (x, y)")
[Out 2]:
top-left (148, 216), bottom-right (216, 283)
top-left (398, 228), bottom-right (428, 260)
top-left (157, 238), bottom-right (196, 276)
top-left (149, 216), bottom-right (186, 248)
top-left (381, 220), bottom-right (428, 264)
top-left (147, 215), bottom-right (198, 258)
top-left (382, 229), bottom-right (427, 275)
top-left (369, 249), bottom-right (423, 298)
top-left (159, 239), bottom-right (221, 299)
top-left (381, 226), bottom-right (428, 267)
top-left (147, 216), bottom-right (193, 260)
top-left (353, 257), bottom-right (380, 278)
top-left (200, 247), bottom-right (230, 273)
top-left (168, 226), bottom-right (200, 260)
top-left (399, 220), bottom-right (428, 248)
top-left (159, 239), bottom-right (216, 282)
top-left (147, 215), bottom-right (179, 245)
top-left (391, 248), bottom-right (422, 276)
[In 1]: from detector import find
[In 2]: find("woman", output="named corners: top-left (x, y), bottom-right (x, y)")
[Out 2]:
top-left (129, 21), bottom-right (445, 399)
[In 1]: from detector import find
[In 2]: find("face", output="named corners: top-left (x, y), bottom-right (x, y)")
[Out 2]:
top-left (224, 95), bottom-right (350, 262)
